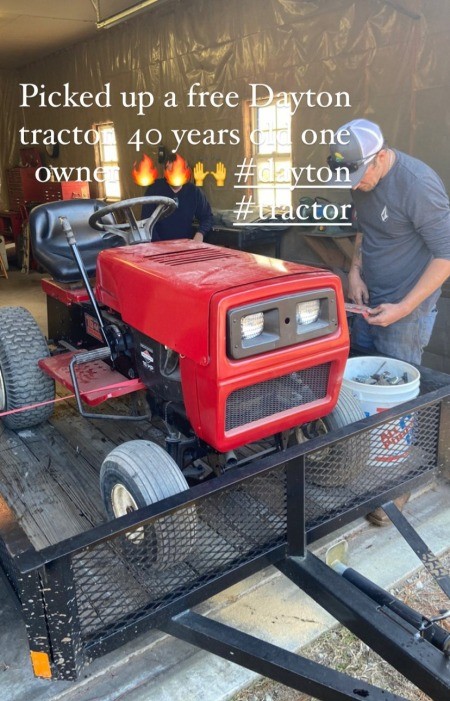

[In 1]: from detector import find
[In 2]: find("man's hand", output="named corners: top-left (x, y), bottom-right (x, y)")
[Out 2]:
top-left (193, 162), bottom-right (209, 187)
top-left (210, 162), bottom-right (227, 187)
top-left (365, 303), bottom-right (407, 327)
top-left (365, 258), bottom-right (450, 327)
top-left (193, 231), bottom-right (204, 242)
top-left (348, 266), bottom-right (369, 306)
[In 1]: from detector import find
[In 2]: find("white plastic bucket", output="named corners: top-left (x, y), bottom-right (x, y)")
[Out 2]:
top-left (343, 356), bottom-right (420, 465)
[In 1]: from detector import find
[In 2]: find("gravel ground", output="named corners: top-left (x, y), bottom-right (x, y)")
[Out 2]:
top-left (231, 551), bottom-right (450, 701)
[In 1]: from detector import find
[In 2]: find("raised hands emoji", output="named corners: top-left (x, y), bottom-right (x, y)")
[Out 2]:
top-left (193, 162), bottom-right (209, 186)
top-left (210, 161), bottom-right (227, 187)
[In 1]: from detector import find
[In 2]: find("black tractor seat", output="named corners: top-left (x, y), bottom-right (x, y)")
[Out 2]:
top-left (29, 199), bottom-right (124, 283)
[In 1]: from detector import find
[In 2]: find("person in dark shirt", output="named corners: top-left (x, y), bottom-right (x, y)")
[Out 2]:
top-left (328, 118), bottom-right (450, 365)
top-left (141, 155), bottom-right (213, 242)
top-left (327, 118), bottom-right (450, 527)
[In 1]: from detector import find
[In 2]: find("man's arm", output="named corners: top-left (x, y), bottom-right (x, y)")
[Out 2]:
top-left (366, 164), bottom-right (450, 326)
top-left (347, 231), bottom-right (369, 305)
top-left (366, 257), bottom-right (450, 327)
top-left (192, 188), bottom-right (213, 242)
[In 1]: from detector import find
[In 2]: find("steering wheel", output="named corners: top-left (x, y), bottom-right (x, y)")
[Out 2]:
top-left (88, 196), bottom-right (178, 244)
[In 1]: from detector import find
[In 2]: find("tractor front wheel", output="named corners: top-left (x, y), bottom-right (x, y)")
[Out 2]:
top-left (100, 440), bottom-right (197, 570)
top-left (0, 306), bottom-right (55, 430)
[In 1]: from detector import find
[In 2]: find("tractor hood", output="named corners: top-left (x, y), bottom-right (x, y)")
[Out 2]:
top-left (95, 240), bottom-right (332, 365)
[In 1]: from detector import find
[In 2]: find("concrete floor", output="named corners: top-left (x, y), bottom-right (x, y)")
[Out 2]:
top-left (0, 263), bottom-right (449, 701)
top-left (0, 266), bottom-right (48, 335)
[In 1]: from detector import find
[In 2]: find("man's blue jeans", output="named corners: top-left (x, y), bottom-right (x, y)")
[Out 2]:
top-left (351, 290), bottom-right (440, 364)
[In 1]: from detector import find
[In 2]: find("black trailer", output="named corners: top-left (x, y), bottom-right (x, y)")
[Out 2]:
top-left (0, 365), bottom-right (449, 700)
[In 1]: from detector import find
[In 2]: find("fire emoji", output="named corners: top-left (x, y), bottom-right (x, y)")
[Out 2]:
top-left (132, 154), bottom-right (158, 187)
top-left (164, 154), bottom-right (192, 188)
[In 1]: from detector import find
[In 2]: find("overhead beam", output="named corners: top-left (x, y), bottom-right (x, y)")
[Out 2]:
top-left (94, 0), bottom-right (169, 30)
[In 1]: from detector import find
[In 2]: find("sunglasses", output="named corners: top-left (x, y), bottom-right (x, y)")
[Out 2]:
top-left (327, 151), bottom-right (379, 173)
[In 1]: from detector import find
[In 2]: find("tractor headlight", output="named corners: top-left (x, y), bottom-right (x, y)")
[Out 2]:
top-left (227, 289), bottom-right (337, 359)
top-left (241, 312), bottom-right (264, 340)
top-left (296, 299), bottom-right (321, 326)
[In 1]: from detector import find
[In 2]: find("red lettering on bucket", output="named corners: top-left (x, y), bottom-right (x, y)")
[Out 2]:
top-left (373, 450), bottom-right (409, 462)
top-left (380, 419), bottom-right (413, 450)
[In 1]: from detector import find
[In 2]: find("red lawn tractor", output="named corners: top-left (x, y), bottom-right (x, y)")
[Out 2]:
top-left (0, 197), bottom-right (363, 526)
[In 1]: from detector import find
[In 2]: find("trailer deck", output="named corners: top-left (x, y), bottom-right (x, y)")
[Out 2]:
top-left (0, 366), bottom-right (445, 551)
top-left (0, 365), bottom-right (449, 699)
top-left (0, 390), bottom-right (160, 550)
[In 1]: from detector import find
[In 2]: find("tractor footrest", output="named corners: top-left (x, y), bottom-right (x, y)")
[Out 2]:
top-left (39, 352), bottom-right (146, 406)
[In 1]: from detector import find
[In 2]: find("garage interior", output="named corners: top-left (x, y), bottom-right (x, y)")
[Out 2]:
top-left (0, 2), bottom-right (450, 700)
top-left (0, 0), bottom-right (450, 369)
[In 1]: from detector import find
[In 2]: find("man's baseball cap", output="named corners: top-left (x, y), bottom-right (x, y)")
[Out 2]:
top-left (328, 119), bottom-right (385, 188)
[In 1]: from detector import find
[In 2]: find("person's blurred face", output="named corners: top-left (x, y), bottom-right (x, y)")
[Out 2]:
top-left (353, 150), bottom-right (390, 191)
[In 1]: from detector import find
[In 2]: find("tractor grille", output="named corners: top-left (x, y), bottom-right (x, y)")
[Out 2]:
top-left (225, 362), bottom-right (331, 431)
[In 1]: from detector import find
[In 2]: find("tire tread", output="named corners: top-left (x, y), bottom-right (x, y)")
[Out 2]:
top-left (0, 306), bottom-right (55, 429)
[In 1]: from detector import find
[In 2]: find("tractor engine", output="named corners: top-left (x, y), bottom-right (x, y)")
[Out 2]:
top-left (95, 241), bottom-right (349, 451)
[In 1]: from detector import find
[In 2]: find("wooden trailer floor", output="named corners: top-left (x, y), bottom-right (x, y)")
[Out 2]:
top-left (0, 390), bottom-right (167, 550)
top-left (0, 390), bottom-right (269, 552)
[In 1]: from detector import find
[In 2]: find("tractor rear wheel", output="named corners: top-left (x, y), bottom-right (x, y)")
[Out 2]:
top-left (0, 306), bottom-right (55, 430)
top-left (294, 385), bottom-right (369, 486)
top-left (100, 440), bottom-right (197, 570)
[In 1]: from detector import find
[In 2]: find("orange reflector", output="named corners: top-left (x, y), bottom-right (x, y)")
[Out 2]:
top-left (30, 650), bottom-right (52, 678)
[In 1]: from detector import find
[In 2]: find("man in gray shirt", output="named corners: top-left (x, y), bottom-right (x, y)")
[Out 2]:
top-left (328, 118), bottom-right (450, 365)
top-left (327, 118), bottom-right (450, 525)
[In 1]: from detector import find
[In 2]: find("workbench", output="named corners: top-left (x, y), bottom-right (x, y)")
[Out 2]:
top-left (0, 209), bottom-right (23, 244)
top-left (206, 224), bottom-right (289, 258)
top-left (302, 227), bottom-right (356, 271)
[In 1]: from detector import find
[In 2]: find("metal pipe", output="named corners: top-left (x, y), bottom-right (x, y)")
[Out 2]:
top-left (59, 216), bottom-right (109, 348)
top-left (96, 0), bottom-right (164, 30)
